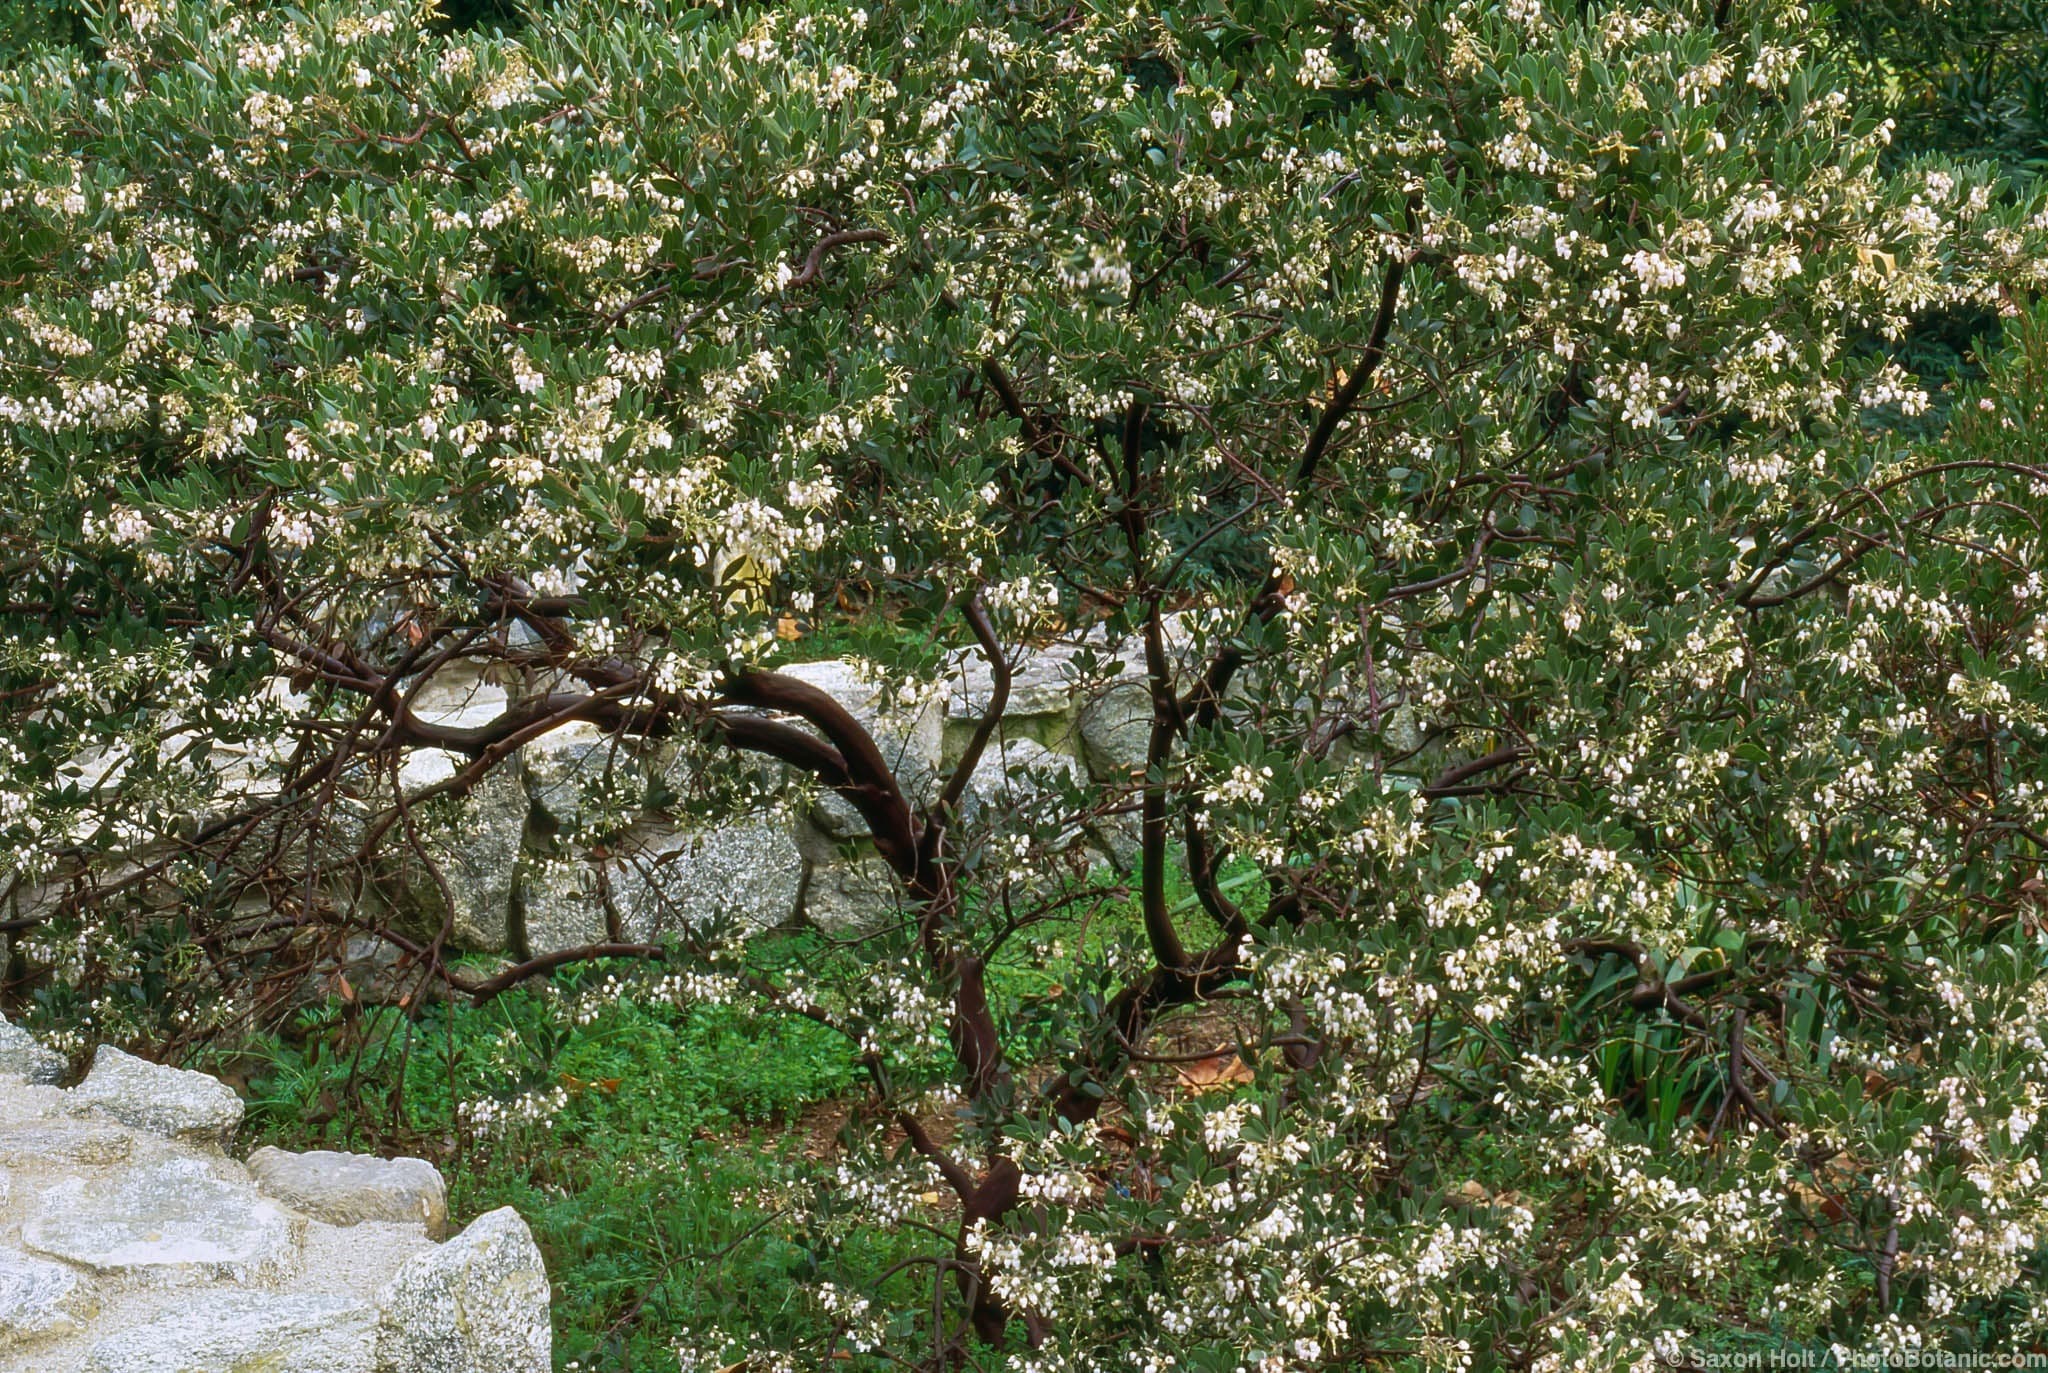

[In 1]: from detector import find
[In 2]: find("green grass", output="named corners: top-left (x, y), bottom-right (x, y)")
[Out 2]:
top-left (231, 959), bottom-right (877, 1369)
top-left (223, 860), bottom-right (1245, 1369)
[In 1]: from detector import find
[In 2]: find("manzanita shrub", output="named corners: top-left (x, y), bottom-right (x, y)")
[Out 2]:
top-left (5, 0), bottom-right (2048, 1367)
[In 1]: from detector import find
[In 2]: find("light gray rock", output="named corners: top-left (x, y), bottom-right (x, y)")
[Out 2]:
top-left (247, 1147), bottom-right (448, 1235)
top-left (945, 644), bottom-right (1079, 721)
top-left (778, 661), bottom-right (946, 763)
top-left (0, 876), bottom-right (63, 937)
top-left (1063, 635), bottom-right (1187, 858)
top-left (22, 1157), bottom-right (301, 1282)
top-left (518, 822), bottom-right (806, 956)
top-left (513, 854), bottom-right (608, 958)
top-left (1076, 673), bottom-right (1152, 782)
top-left (954, 736), bottom-right (1096, 885)
top-left (395, 745), bottom-right (465, 794)
top-left (0, 1246), bottom-right (94, 1348)
top-left (0, 1066), bottom-right (550, 1371)
top-left (792, 823), bottom-right (905, 934)
top-left (69, 1045), bottom-right (243, 1147)
top-left (396, 762), bottom-right (529, 953)
top-left (651, 731), bottom-right (792, 813)
top-left (612, 822), bottom-right (805, 940)
top-left (1083, 812), bottom-right (1144, 874)
top-left (0, 1122), bottom-right (133, 1169)
top-left (1068, 619), bottom-right (1219, 776)
top-left (1383, 702), bottom-right (1430, 756)
top-left (375, 1207), bottom-right (549, 1373)
top-left (0, 1016), bottom-right (65, 1087)
top-left (295, 1216), bottom-right (438, 1306)
top-left (799, 857), bottom-right (905, 934)
top-left (404, 661), bottom-right (512, 734)
top-left (82, 1292), bottom-right (377, 1373)
top-left (961, 735), bottom-right (1085, 826)
top-left (521, 722), bottom-right (654, 833)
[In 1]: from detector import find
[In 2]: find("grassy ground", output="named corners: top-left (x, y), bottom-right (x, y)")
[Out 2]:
top-left (235, 975), bottom-right (847, 1366)
top-left (226, 870), bottom-right (1231, 1370)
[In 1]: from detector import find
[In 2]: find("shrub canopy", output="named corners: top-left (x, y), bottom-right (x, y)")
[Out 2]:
top-left (6, 0), bottom-right (2048, 1367)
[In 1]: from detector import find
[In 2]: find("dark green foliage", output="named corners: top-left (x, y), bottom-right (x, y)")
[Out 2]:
top-left (1825, 0), bottom-right (2048, 181)
top-left (0, 0), bottom-right (87, 64)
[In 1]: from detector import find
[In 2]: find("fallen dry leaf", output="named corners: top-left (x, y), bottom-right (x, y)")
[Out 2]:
top-left (1175, 1051), bottom-right (1255, 1093)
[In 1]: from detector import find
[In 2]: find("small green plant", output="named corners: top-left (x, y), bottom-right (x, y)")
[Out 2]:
top-left (223, 865), bottom-right (1241, 1369)
top-left (234, 955), bottom-right (871, 1370)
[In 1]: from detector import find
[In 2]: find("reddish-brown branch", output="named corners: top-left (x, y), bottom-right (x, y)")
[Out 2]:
top-left (979, 357), bottom-right (1096, 490)
top-left (717, 670), bottom-right (921, 877)
top-left (1423, 744), bottom-right (1528, 796)
top-left (1295, 209), bottom-right (1414, 490)
top-left (709, 710), bottom-right (854, 784)
top-left (899, 1111), bottom-right (977, 1201)
top-left (929, 595), bottom-right (1009, 849)
top-left (789, 228), bottom-right (889, 287)
top-left (1118, 400), bottom-right (1193, 974)
top-left (1183, 221), bottom-right (1412, 729)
